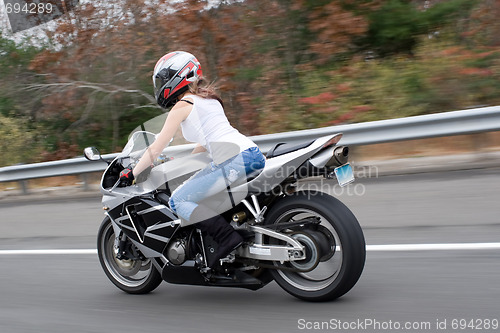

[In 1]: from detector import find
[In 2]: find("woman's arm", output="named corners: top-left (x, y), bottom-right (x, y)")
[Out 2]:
top-left (133, 100), bottom-right (192, 177)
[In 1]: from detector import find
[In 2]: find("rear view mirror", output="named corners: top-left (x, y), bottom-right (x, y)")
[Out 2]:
top-left (84, 147), bottom-right (102, 161)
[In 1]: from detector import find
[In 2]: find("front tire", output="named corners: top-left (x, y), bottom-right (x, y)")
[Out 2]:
top-left (266, 191), bottom-right (365, 301)
top-left (97, 217), bottom-right (162, 294)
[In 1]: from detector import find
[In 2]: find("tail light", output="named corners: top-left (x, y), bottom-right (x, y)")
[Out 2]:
top-left (322, 134), bottom-right (343, 149)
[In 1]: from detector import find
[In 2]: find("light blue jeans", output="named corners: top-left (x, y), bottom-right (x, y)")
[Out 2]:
top-left (169, 147), bottom-right (265, 221)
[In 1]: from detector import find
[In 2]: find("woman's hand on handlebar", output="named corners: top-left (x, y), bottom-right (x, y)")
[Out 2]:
top-left (118, 167), bottom-right (135, 186)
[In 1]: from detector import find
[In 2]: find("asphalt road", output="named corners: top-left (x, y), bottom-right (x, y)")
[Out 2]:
top-left (1, 168), bottom-right (499, 333)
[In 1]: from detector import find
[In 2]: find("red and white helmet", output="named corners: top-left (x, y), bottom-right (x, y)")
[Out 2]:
top-left (152, 51), bottom-right (203, 108)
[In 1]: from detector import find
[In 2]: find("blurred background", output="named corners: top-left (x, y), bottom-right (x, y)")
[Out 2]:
top-left (1, 0), bottom-right (500, 169)
top-left (1, 3), bottom-right (499, 332)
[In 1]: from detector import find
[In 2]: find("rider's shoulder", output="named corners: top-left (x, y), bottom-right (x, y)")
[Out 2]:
top-left (179, 95), bottom-right (194, 105)
top-left (170, 97), bottom-right (194, 119)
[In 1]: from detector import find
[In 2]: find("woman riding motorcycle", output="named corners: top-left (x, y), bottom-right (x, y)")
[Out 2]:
top-left (118, 51), bottom-right (266, 268)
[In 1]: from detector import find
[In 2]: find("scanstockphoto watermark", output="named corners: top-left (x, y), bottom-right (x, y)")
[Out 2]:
top-left (147, 149), bottom-right (379, 199)
top-left (175, 162), bottom-right (377, 199)
top-left (278, 163), bottom-right (379, 198)
top-left (297, 177), bottom-right (368, 197)
top-left (298, 318), bottom-right (432, 331)
top-left (297, 318), bottom-right (499, 331)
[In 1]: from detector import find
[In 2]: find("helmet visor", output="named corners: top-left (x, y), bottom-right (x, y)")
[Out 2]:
top-left (153, 74), bottom-right (163, 97)
top-left (153, 68), bottom-right (177, 97)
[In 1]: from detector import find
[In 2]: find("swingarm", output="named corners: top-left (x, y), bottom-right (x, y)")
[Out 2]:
top-left (235, 217), bottom-right (321, 262)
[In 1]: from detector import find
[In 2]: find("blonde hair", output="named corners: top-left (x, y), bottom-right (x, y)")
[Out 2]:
top-left (187, 79), bottom-right (224, 106)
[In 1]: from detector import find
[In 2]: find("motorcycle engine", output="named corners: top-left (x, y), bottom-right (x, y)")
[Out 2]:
top-left (166, 239), bottom-right (187, 265)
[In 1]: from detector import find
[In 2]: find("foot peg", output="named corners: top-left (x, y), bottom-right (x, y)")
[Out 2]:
top-left (219, 253), bottom-right (236, 265)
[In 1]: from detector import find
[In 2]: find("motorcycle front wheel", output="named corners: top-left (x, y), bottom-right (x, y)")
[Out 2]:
top-left (97, 217), bottom-right (162, 294)
top-left (266, 191), bottom-right (366, 302)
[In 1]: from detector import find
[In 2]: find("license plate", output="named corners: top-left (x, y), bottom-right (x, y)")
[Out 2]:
top-left (334, 163), bottom-right (355, 187)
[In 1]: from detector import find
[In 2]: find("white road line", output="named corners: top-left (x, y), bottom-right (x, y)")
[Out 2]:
top-left (366, 242), bottom-right (500, 252)
top-left (0, 249), bottom-right (97, 255)
top-left (0, 243), bottom-right (500, 255)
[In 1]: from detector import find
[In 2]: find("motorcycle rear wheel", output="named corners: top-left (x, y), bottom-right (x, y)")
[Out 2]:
top-left (97, 217), bottom-right (162, 294)
top-left (266, 191), bottom-right (366, 301)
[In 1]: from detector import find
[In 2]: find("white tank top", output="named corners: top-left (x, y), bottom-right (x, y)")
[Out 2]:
top-left (180, 94), bottom-right (256, 164)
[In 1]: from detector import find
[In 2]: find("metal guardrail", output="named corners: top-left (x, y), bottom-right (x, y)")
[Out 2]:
top-left (1, 105), bottom-right (500, 191)
top-left (253, 105), bottom-right (500, 150)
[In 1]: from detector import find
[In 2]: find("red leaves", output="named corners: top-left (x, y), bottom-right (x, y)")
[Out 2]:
top-left (459, 68), bottom-right (494, 76)
top-left (39, 142), bottom-right (80, 162)
top-left (29, 50), bottom-right (63, 73)
top-left (299, 92), bottom-right (337, 105)
top-left (308, 1), bottom-right (369, 63)
top-left (323, 105), bottom-right (372, 126)
top-left (336, 83), bottom-right (352, 93)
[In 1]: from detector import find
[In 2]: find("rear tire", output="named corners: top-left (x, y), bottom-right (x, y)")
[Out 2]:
top-left (97, 217), bottom-right (162, 294)
top-left (266, 191), bottom-right (365, 301)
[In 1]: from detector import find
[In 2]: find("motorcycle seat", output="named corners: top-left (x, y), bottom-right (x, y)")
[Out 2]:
top-left (266, 140), bottom-right (314, 158)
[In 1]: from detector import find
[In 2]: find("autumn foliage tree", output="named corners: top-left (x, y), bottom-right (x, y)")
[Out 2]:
top-left (2, 0), bottom-right (495, 165)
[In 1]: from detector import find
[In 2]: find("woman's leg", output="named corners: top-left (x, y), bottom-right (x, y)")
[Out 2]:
top-left (168, 149), bottom-right (264, 268)
top-left (189, 204), bottom-right (243, 268)
top-left (169, 154), bottom-right (247, 222)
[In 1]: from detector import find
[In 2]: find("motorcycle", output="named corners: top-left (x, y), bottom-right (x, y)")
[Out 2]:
top-left (84, 131), bottom-right (365, 301)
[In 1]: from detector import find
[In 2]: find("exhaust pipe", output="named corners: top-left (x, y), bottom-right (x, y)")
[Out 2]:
top-left (327, 146), bottom-right (349, 167)
top-left (295, 145), bottom-right (350, 179)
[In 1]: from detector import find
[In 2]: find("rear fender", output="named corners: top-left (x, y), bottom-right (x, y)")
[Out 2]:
top-left (231, 133), bottom-right (343, 195)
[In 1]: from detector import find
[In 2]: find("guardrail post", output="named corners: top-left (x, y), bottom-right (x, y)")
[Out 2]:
top-left (474, 132), bottom-right (490, 152)
top-left (19, 180), bottom-right (28, 195)
top-left (81, 174), bottom-right (89, 191)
